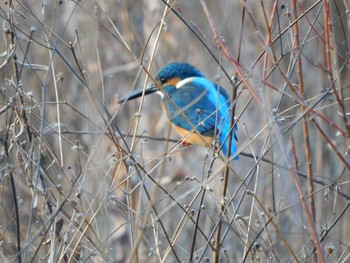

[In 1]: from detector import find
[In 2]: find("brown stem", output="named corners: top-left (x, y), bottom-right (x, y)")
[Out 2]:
top-left (291, 2), bottom-right (316, 262)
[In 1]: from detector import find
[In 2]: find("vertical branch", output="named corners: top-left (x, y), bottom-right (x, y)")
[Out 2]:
top-left (291, 0), bottom-right (319, 254)
top-left (291, 0), bottom-right (315, 227)
top-left (198, 2), bottom-right (235, 262)
top-left (6, 1), bottom-right (21, 262)
top-left (323, 0), bottom-right (350, 135)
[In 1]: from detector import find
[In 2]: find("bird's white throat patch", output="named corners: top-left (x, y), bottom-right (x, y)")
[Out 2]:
top-left (176, 77), bottom-right (198, 89)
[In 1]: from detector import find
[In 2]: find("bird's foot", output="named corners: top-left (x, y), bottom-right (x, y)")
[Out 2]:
top-left (182, 141), bottom-right (191, 147)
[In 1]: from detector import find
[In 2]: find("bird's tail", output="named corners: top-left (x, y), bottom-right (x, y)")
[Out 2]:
top-left (220, 125), bottom-right (239, 159)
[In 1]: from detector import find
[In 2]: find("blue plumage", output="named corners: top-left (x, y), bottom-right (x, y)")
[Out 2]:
top-left (156, 62), bottom-right (238, 158)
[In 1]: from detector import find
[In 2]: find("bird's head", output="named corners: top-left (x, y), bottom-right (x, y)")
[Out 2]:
top-left (119, 62), bottom-right (204, 103)
top-left (155, 62), bottom-right (204, 88)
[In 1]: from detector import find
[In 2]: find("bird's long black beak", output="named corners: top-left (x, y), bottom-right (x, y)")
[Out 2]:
top-left (118, 83), bottom-right (158, 104)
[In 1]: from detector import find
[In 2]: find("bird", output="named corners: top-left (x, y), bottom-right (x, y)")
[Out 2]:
top-left (120, 62), bottom-right (238, 158)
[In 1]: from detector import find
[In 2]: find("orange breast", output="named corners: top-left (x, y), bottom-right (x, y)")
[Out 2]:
top-left (160, 96), bottom-right (214, 147)
top-left (172, 124), bottom-right (214, 146)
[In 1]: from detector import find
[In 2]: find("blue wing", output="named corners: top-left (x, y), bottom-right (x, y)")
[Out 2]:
top-left (162, 77), bottom-right (238, 158)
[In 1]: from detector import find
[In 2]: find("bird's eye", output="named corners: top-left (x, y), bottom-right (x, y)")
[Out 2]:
top-left (159, 77), bottom-right (166, 84)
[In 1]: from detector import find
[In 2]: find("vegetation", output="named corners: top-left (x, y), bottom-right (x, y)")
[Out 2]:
top-left (0, 0), bottom-right (349, 262)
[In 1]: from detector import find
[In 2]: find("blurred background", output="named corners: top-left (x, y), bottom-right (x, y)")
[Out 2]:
top-left (0, 0), bottom-right (349, 262)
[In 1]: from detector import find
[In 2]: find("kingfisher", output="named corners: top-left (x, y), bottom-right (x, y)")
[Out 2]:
top-left (120, 62), bottom-right (238, 158)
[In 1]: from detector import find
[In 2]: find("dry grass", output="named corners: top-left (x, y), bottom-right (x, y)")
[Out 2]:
top-left (0, 0), bottom-right (349, 262)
